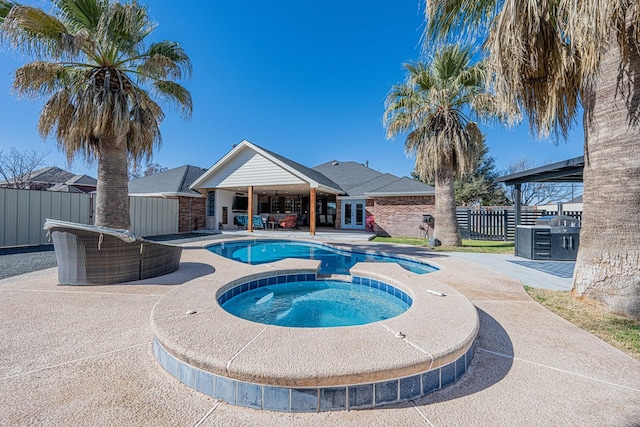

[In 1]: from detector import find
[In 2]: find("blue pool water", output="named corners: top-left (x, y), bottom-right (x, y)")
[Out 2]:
top-left (207, 239), bottom-right (437, 275)
top-left (221, 280), bottom-right (410, 327)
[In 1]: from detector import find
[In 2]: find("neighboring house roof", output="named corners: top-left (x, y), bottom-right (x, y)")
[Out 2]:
top-left (0, 166), bottom-right (97, 192)
top-left (48, 183), bottom-right (85, 193)
top-left (313, 160), bottom-right (435, 197)
top-left (128, 165), bottom-right (208, 198)
top-left (65, 174), bottom-right (97, 187)
top-left (190, 140), bottom-right (343, 194)
top-left (26, 166), bottom-right (75, 184)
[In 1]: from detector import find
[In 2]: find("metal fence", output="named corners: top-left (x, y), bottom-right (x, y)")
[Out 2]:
top-left (456, 206), bottom-right (583, 241)
top-left (0, 188), bottom-right (178, 247)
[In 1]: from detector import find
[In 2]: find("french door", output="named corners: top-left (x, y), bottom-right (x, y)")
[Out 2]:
top-left (341, 199), bottom-right (365, 229)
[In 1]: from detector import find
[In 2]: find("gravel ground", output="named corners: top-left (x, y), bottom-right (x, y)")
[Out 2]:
top-left (0, 232), bottom-right (222, 280)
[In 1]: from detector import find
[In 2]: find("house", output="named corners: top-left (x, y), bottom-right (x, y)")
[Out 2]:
top-left (190, 140), bottom-right (435, 237)
top-left (128, 165), bottom-right (208, 232)
top-left (0, 166), bottom-right (97, 193)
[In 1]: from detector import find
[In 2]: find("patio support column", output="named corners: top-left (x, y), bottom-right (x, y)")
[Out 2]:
top-left (310, 187), bottom-right (316, 235)
top-left (514, 183), bottom-right (521, 248)
top-left (248, 186), bottom-right (254, 232)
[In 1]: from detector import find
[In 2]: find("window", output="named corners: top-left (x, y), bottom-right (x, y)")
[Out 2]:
top-left (284, 196), bottom-right (301, 213)
top-left (207, 191), bottom-right (215, 217)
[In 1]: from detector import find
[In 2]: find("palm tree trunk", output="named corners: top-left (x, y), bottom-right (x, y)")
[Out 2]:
top-left (94, 136), bottom-right (131, 229)
top-left (433, 161), bottom-right (462, 246)
top-left (573, 19), bottom-right (640, 319)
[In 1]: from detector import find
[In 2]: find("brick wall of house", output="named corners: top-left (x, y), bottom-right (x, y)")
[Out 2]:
top-left (368, 195), bottom-right (435, 237)
top-left (176, 196), bottom-right (206, 232)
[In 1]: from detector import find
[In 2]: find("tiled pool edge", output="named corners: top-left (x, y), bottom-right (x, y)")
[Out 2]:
top-left (216, 273), bottom-right (413, 307)
top-left (153, 337), bottom-right (476, 412)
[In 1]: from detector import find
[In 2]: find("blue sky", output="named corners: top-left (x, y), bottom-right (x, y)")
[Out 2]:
top-left (0, 0), bottom-right (583, 179)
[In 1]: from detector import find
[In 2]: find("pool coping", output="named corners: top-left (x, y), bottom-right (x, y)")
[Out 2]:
top-left (151, 237), bottom-right (479, 411)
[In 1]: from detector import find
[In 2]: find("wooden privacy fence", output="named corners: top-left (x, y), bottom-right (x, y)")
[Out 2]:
top-left (456, 207), bottom-right (582, 241)
top-left (0, 188), bottom-right (179, 247)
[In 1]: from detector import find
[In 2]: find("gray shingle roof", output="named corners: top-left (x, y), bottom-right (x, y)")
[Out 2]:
top-left (367, 176), bottom-right (435, 195)
top-left (26, 166), bottom-right (75, 184)
top-left (66, 174), bottom-right (97, 186)
top-left (313, 161), bottom-right (382, 191)
top-left (129, 165), bottom-right (207, 196)
top-left (313, 160), bottom-right (434, 196)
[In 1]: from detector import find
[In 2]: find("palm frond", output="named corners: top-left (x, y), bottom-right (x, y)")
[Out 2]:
top-left (12, 61), bottom-right (67, 98)
top-left (53, 0), bottom-right (106, 34)
top-left (152, 80), bottom-right (192, 119)
top-left (1, 5), bottom-right (75, 57)
top-left (139, 41), bottom-right (193, 80)
top-left (424, 0), bottom-right (498, 47)
top-left (0, 0), bottom-right (17, 23)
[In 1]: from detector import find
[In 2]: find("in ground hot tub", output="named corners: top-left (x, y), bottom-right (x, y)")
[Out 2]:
top-left (151, 255), bottom-right (478, 413)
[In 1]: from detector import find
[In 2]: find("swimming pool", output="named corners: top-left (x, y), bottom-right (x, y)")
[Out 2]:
top-left (220, 279), bottom-right (410, 327)
top-left (207, 239), bottom-right (437, 275)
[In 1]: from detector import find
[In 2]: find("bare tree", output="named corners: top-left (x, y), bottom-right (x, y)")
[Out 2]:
top-left (504, 158), bottom-right (579, 206)
top-left (0, 148), bottom-right (49, 189)
top-left (129, 161), bottom-right (168, 180)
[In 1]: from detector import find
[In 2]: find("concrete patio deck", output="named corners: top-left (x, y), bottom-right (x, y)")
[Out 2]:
top-left (1, 237), bottom-right (639, 426)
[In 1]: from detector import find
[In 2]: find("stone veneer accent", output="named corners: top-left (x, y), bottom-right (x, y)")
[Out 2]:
top-left (173, 196), bottom-right (206, 232)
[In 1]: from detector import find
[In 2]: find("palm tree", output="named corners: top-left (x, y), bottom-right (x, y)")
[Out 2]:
top-left (1, 0), bottom-right (192, 229)
top-left (383, 44), bottom-right (489, 246)
top-left (424, 1), bottom-right (640, 319)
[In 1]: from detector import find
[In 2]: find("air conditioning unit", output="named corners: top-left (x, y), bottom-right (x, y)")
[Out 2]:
top-left (205, 216), bottom-right (216, 230)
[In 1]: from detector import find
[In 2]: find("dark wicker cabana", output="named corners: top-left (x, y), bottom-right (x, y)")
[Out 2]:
top-left (44, 219), bottom-right (182, 285)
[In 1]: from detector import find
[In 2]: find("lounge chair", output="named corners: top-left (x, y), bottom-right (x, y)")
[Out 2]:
top-left (278, 214), bottom-right (298, 230)
top-left (234, 215), bottom-right (248, 229)
top-left (253, 215), bottom-right (265, 229)
top-left (44, 219), bottom-right (182, 285)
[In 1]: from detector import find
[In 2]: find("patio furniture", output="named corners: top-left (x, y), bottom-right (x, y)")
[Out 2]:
top-left (278, 214), bottom-right (298, 230)
top-left (44, 219), bottom-right (182, 286)
top-left (234, 215), bottom-right (249, 229)
top-left (296, 214), bottom-right (307, 228)
top-left (318, 215), bottom-right (327, 225)
top-left (267, 215), bottom-right (278, 230)
top-left (253, 215), bottom-right (265, 229)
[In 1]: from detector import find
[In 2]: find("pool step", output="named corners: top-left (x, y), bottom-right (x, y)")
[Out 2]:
top-left (317, 273), bottom-right (351, 282)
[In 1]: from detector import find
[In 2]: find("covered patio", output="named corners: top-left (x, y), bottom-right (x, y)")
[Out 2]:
top-left (190, 141), bottom-right (343, 235)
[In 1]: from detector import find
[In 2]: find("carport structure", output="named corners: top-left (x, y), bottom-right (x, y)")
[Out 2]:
top-left (497, 156), bottom-right (584, 229)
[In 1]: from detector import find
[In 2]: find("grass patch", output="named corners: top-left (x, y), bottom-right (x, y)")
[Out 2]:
top-left (372, 237), bottom-right (514, 254)
top-left (524, 286), bottom-right (640, 362)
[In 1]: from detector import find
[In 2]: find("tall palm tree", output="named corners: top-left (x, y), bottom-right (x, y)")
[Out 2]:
top-left (1, 0), bottom-right (192, 229)
top-left (424, 1), bottom-right (640, 319)
top-left (384, 45), bottom-right (489, 246)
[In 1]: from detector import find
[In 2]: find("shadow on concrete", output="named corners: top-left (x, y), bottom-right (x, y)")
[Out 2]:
top-left (373, 308), bottom-right (514, 410)
top-left (130, 262), bottom-right (216, 286)
top-left (55, 262), bottom-right (216, 288)
top-left (420, 308), bottom-right (514, 404)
